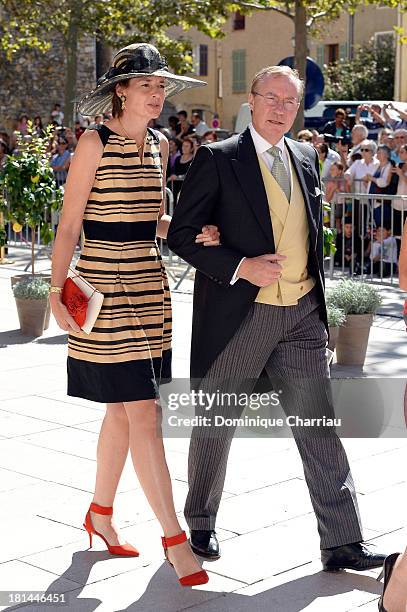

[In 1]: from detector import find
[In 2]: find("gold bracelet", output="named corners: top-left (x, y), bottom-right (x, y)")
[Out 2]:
top-left (49, 286), bottom-right (63, 294)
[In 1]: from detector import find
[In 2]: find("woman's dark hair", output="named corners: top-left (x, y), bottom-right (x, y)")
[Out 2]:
top-left (0, 140), bottom-right (7, 154)
top-left (318, 143), bottom-right (329, 156)
top-left (335, 108), bottom-right (346, 117)
top-left (377, 144), bottom-right (391, 158)
top-left (34, 116), bottom-right (43, 127)
top-left (182, 137), bottom-right (194, 151)
top-left (112, 80), bottom-right (130, 118)
top-left (168, 115), bottom-right (179, 127)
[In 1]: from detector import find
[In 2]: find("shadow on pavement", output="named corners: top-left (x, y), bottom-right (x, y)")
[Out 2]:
top-left (4, 549), bottom-right (383, 612)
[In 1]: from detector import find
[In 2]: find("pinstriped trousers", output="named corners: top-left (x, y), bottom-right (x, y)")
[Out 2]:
top-left (184, 287), bottom-right (363, 549)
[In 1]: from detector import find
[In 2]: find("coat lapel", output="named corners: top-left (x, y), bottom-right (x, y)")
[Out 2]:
top-left (231, 128), bottom-right (275, 249)
top-left (284, 138), bottom-right (319, 242)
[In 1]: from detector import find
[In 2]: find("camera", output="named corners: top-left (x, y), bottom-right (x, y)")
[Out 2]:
top-left (322, 134), bottom-right (352, 146)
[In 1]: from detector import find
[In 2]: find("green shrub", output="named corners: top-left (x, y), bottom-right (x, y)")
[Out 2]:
top-left (13, 277), bottom-right (50, 300)
top-left (326, 280), bottom-right (382, 315)
top-left (327, 305), bottom-right (346, 327)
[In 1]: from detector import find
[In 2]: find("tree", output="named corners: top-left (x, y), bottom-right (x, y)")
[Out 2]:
top-left (0, 0), bottom-right (239, 126)
top-left (1, 0), bottom-right (406, 129)
top-left (323, 37), bottom-right (396, 100)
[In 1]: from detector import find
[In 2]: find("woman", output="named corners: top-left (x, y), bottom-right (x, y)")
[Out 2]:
top-left (316, 142), bottom-right (333, 182)
top-left (391, 143), bottom-right (407, 235)
top-left (0, 139), bottom-right (7, 170)
top-left (33, 116), bottom-right (45, 138)
top-left (50, 137), bottom-right (71, 187)
top-left (345, 140), bottom-right (379, 235)
top-left (377, 220), bottom-right (407, 610)
top-left (365, 144), bottom-right (396, 228)
top-left (168, 137), bottom-right (194, 203)
top-left (49, 43), bottom-right (219, 587)
top-left (16, 114), bottom-right (29, 135)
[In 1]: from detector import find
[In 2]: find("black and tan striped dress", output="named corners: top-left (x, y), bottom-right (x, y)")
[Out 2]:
top-left (67, 124), bottom-right (172, 403)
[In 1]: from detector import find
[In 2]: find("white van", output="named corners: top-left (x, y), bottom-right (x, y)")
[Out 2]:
top-left (234, 100), bottom-right (406, 134)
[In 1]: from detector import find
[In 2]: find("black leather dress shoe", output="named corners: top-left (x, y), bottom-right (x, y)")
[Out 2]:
top-left (190, 530), bottom-right (220, 560)
top-left (321, 542), bottom-right (387, 572)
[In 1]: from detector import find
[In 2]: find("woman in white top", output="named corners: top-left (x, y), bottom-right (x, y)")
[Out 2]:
top-left (345, 139), bottom-right (379, 194)
top-left (344, 140), bottom-right (379, 235)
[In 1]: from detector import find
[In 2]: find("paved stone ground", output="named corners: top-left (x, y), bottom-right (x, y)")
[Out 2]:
top-left (0, 247), bottom-right (406, 612)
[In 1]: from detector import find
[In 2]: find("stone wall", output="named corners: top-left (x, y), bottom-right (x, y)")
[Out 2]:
top-left (0, 36), bottom-right (96, 131)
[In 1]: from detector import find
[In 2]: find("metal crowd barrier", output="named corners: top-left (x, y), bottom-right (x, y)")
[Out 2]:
top-left (329, 192), bottom-right (407, 284)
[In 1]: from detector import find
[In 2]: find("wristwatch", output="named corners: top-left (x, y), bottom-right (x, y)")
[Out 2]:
top-left (49, 286), bottom-right (63, 294)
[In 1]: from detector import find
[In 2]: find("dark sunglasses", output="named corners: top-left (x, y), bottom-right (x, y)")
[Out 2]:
top-left (360, 148), bottom-right (372, 152)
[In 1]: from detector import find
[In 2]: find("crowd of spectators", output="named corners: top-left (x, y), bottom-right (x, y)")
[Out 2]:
top-left (0, 106), bottom-right (217, 209)
top-left (1, 101), bottom-right (406, 279)
top-left (299, 104), bottom-right (407, 278)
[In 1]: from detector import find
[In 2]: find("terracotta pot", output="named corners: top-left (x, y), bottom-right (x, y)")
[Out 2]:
top-left (11, 274), bottom-right (51, 330)
top-left (327, 326), bottom-right (339, 352)
top-left (15, 297), bottom-right (48, 337)
top-left (335, 314), bottom-right (374, 366)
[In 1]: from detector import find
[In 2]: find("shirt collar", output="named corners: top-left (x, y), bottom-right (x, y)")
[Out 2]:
top-left (249, 123), bottom-right (285, 156)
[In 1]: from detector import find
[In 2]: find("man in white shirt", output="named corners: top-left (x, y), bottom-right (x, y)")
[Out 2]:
top-left (191, 112), bottom-right (210, 137)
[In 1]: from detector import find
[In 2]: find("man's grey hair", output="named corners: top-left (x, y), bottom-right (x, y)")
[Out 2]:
top-left (352, 124), bottom-right (369, 138)
top-left (250, 66), bottom-right (304, 101)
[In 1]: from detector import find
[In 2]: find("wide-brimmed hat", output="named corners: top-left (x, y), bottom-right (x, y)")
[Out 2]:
top-left (78, 43), bottom-right (206, 116)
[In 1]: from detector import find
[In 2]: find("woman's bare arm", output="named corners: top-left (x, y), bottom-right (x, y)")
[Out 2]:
top-left (50, 130), bottom-right (103, 331)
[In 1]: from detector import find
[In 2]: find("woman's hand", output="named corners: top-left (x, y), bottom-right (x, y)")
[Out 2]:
top-left (195, 225), bottom-right (221, 246)
top-left (49, 293), bottom-right (81, 333)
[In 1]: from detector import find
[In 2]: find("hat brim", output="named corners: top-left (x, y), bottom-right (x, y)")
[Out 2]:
top-left (77, 70), bottom-right (207, 116)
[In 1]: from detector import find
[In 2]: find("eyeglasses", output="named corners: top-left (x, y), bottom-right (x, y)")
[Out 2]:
top-left (360, 148), bottom-right (373, 152)
top-left (252, 91), bottom-right (299, 110)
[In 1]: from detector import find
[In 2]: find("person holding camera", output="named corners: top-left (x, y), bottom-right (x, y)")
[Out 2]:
top-left (355, 104), bottom-right (385, 141)
top-left (322, 108), bottom-right (351, 143)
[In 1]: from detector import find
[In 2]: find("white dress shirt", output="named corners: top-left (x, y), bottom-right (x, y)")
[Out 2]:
top-left (230, 123), bottom-right (290, 284)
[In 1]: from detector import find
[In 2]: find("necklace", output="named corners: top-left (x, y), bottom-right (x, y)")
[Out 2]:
top-left (117, 118), bottom-right (146, 150)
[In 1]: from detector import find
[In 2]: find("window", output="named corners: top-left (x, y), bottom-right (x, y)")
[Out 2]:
top-left (233, 11), bottom-right (245, 30)
top-left (199, 44), bottom-right (208, 76)
top-left (374, 31), bottom-right (395, 48)
top-left (327, 44), bottom-right (339, 65)
top-left (232, 49), bottom-right (246, 93)
top-left (316, 45), bottom-right (325, 68)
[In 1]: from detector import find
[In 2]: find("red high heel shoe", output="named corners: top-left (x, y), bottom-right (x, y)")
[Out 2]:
top-left (161, 531), bottom-right (209, 587)
top-left (83, 502), bottom-right (139, 557)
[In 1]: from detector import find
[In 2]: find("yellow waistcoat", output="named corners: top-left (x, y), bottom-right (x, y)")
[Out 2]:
top-left (255, 153), bottom-right (315, 306)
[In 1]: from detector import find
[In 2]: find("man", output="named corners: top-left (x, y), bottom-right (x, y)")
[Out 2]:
top-left (176, 110), bottom-right (194, 138)
top-left (348, 124), bottom-right (369, 166)
top-left (391, 129), bottom-right (407, 164)
top-left (167, 65), bottom-right (386, 573)
top-left (191, 112), bottom-right (210, 137)
top-left (355, 104), bottom-right (385, 141)
top-left (322, 108), bottom-right (351, 143)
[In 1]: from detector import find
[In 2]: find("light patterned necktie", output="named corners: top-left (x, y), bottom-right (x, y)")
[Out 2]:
top-left (267, 145), bottom-right (291, 202)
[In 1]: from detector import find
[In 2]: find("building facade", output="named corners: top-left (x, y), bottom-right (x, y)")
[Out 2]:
top-left (170, 6), bottom-right (398, 133)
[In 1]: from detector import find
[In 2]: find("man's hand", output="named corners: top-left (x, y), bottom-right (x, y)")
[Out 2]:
top-left (195, 225), bottom-right (221, 246)
top-left (237, 254), bottom-right (287, 287)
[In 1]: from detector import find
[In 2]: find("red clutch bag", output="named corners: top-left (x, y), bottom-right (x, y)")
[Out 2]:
top-left (61, 277), bottom-right (89, 328)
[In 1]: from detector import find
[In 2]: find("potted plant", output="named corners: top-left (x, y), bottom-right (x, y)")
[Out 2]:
top-left (12, 277), bottom-right (51, 336)
top-left (327, 304), bottom-right (346, 352)
top-left (326, 280), bottom-right (382, 366)
top-left (0, 122), bottom-right (63, 335)
top-left (323, 202), bottom-right (336, 259)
